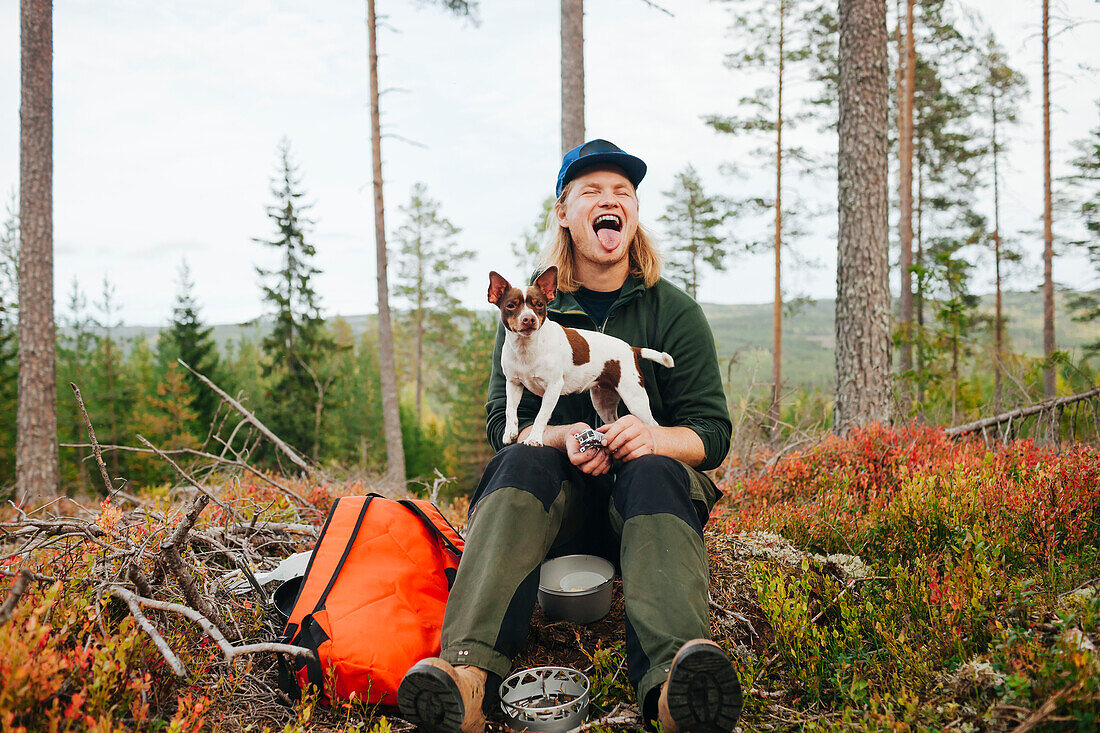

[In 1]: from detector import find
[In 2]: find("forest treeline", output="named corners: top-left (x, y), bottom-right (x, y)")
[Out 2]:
top-left (2, 0), bottom-right (1098, 499)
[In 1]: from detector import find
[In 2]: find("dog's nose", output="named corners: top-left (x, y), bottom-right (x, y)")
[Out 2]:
top-left (521, 314), bottom-right (537, 327)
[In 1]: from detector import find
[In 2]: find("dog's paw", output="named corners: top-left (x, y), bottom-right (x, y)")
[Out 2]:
top-left (502, 427), bottom-right (519, 445)
top-left (522, 435), bottom-right (544, 447)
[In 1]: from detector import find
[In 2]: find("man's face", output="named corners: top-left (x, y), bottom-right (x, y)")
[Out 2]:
top-left (555, 166), bottom-right (639, 275)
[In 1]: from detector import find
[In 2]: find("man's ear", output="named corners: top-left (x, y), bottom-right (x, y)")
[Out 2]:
top-left (488, 272), bottom-right (511, 305)
top-left (554, 200), bottom-right (569, 228)
top-left (534, 266), bottom-right (558, 302)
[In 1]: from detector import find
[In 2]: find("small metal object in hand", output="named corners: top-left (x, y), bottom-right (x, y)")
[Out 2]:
top-left (572, 429), bottom-right (605, 453)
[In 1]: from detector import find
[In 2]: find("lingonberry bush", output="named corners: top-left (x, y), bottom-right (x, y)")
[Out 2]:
top-left (716, 424), bottom-right (1100, 730)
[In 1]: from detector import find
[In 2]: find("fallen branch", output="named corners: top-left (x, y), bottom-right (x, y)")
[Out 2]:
top-left (178, 359), bottom-right (327, 483)
top-left (136, 434), bottom-right (237, 520)
top-left (0, 569), bottom-right (32, 625)
top-left (945, 387), bottom-right (1100, 437)
top-left (111, 586), bottom-right (315, 676)
top-left (1010, 684), bottom-right (1074, 733)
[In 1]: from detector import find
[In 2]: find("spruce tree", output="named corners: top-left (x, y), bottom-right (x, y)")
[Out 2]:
top-left (56, 278), bottom-right (96, 493)
top-left (0, 196), bottom-right (19, 489)
top-left (255, 139), bottom-right (337, 464)
top-left (158, 259), bottom-right (221, 437)
top-left (658, 165), bottom-right (733, 299)
top-left (443, 313), bottom-right (496, 494)
top-left (393, 183), bottom-right (474, 422)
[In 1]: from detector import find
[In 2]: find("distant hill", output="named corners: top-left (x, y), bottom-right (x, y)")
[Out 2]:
top-left (106, 290), bottom-right (1096, 389)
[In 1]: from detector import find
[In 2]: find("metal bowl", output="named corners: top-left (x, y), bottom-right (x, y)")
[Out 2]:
top-left (537, 554), bottom-right (614, 624)
top-left (499, 666), bottom-right (590, 732)
top-left (271, 575), bottom-right (303, 622)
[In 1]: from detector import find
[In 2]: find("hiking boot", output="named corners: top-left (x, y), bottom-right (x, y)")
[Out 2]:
top-left (657, 639), bottom-right (743, 733)
top-left (397, 658), bottom-right (487, 733)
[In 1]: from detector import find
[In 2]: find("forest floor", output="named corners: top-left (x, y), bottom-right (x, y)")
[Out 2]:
top-left (1, 423), bottom-right (1098, 732)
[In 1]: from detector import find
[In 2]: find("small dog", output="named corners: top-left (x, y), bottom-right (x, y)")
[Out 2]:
top-left (488, 266), bottom-right (674, 447)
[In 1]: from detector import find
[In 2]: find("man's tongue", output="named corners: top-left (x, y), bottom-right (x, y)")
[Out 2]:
top-left (596, 227), bottom-right (621, 250)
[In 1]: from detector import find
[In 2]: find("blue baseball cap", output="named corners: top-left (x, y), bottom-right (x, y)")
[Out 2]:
top-left (556, 139), bottom-right (647, 197)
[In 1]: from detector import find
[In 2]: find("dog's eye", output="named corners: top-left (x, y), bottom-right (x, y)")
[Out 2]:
top-left (532, 299), bottom-right (544, 308)
top-left (506, 302), bottom-right (518, 310)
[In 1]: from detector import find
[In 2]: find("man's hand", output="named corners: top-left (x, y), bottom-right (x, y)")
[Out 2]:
top-left (564, 422), bottom-right (612, 476)
top-left (598, 415), bottom-right (657, 463)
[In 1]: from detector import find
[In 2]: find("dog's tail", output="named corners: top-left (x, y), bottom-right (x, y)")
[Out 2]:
top-left (639, 348), bottom-right (675, 369)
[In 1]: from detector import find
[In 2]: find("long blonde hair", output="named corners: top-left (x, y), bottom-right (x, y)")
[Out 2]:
top-left (538, 179), bottom-right (662, 292)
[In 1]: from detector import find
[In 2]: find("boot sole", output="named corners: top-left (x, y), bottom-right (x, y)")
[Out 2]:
top-left (665, 641), bottom-right (743, 733)
top-left (397, 662), bottom-right (466, 733)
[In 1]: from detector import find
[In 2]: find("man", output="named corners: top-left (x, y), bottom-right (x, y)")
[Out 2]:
top-left (397, 140), bottom-right (742, 733)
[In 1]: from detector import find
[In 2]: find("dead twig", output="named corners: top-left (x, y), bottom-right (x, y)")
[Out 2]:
top-left (69, 382), bottom-right (120, 495)
top-left (0, 569), bottom-right (32, 625)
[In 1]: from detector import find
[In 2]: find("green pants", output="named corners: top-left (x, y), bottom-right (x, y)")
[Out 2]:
top-left (440, 444), bottom-right (720, 707)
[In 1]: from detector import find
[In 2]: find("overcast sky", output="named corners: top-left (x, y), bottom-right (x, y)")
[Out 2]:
top-left (0, 0), bottom-right (1097, 327)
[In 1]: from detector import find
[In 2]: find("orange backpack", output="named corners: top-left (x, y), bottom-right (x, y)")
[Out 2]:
top-left (280, 494), bottom-right (464, 704)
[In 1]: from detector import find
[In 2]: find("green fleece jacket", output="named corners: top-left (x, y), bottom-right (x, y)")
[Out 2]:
top-left (485, 274), bottom-right (732, 472)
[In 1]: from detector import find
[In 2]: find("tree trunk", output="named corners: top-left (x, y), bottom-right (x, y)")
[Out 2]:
top-left (367, 0), bottom-right (406, 486)
top-left (16, 0), bottom-right (59, 505)
top-left (836, 0), bottom-right (892, 431)
top-left (561, 0), bottom-right (584, 154)
top-left (897, 0), bottom-right (915, 375)
top-left (1041, 0), bottom-right (1055, 398)
top-left (915, 157), bottom-right (924, 405)
top-left (415, 243), bottom-right (423, 423)
top-left (770, 2), bottom-right (785, 434)
top-left (991, 87), bottom-right (1004, 409)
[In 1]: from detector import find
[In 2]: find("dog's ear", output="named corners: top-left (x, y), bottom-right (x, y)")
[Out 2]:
top-left (488, 271), bottom-right (511, 305)
top-left (534, 266), bottom-right (558, 302)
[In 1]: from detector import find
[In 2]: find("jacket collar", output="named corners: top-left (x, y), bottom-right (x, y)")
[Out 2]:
top-left (549, 272), bottom-right (647, 316)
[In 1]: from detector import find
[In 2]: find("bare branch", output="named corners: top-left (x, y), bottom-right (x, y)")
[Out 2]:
top-left (136, 434), bottom-right (238, 519)
top-left (69, 382), bottom-right (118, 495)
top-left (112, 587), bottom-right (186, 676)
top-left (177, 360), bottom-right (327, 483)
top-left (111, 586), bottom-right (316, 670)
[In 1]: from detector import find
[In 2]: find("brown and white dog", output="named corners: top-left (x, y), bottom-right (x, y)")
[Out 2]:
top-left (488, 266), bottom-right (674, 447)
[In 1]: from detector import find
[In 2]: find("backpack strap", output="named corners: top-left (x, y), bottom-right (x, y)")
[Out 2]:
top-left (398, 499), bottom-right (464, 557)
top-left (310, 495), bottom-right (375, 615)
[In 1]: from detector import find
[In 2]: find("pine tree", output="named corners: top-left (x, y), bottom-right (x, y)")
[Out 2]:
top-left (835, 0), bottom-right (892, 430)
top-left (365, 0), bottom-right (477, 486)
top-left (255, 139), bottom-right (338, 464)
top-left (1066, 103), bottom-right (1100, 356)
top-left (17, 0), bottom-right (59, 503)
top-left (705, 0), bottom-right (821, 430)
top-left (158, 259), bottom-right (221, 437)
top-left (978, 31), bottom-right (1027, 406)
top-left (393, 183), bottom-right (474, 421)
top-left (658, 165), bottom-right (733, 299)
